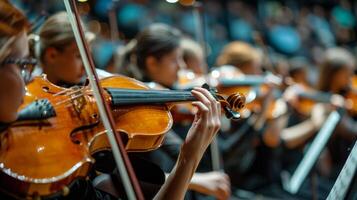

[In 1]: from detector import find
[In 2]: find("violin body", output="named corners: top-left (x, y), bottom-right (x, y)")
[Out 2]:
top-left (0, 76), bottom-right (94, 198)
top-left (0, 74), bottom-right (244, 198)
top-left (0, 75), bottom-right (172, 198)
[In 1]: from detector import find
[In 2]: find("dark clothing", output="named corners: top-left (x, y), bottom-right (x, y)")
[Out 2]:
top-left (0, 154), bottom-right (165, 200)
top-left (136, 130), bottom-right (182, 173)
top-left (0, 179), bottom-right (115, 200)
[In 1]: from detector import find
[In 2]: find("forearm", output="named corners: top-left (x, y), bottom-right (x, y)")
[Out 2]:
top-left (154, 88), bottom-right (221, 200)
top-left (281, 119), bottom-right (316, 148)
top-left (154, 150), bottom-right (199, 200)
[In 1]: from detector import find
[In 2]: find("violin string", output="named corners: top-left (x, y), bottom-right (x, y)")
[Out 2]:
top-left (55, 92), bottom-right (88, 106)
top-left (53, 87), bottom-right (86, 97)
top-left (53, 102), bottom-right (73, 109)
top-left (53, 88), bottom-right (75, 96)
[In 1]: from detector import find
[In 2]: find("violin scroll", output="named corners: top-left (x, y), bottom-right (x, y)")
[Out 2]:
top-left (202, 84), bottom-right (245, 120)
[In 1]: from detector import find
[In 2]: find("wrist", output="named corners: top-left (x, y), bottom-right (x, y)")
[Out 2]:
top-left (309, 118), bottom-right (320, 131)
top-left (178, 143), bottom-right (201, 171)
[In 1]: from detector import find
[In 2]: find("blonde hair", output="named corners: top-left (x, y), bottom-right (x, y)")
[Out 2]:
top-left (216, 41), bottom-right (261, 68)
top-left (0, 0), bottom-right (29, 62)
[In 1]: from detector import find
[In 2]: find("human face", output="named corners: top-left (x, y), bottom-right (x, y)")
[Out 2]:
top-left (0, 32), bottom-right (28, 123)
top-left (185, 54), bottom-right (206, 75)
top-left (146, 48), bottom-right (184, 88)
top-left (43, 41), bottom-right (85, 85)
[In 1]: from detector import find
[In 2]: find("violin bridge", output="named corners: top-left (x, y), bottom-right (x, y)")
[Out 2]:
top-left (70, 86), bottom-right (87, 114)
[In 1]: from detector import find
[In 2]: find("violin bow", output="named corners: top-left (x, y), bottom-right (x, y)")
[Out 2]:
top-left (192, 2), bottom-right (222, 171)
top-left (63, 1), bottom-right (144, 199)
top-left (192, 1), bottom-right (208, 74)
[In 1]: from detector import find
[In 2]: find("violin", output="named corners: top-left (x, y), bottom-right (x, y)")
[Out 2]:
top-left (288, 84), bottom-right (357, 117)
top-left (174, 66), bottom-right (287, 121)
top-left (0, 74), bottom-right (245, 198)
top-left (173, 67), bottom-right (263, 122)
top-left (352, 75), bottom-right (357, 90)
top-left (211, 66), bottom-right (287, 120)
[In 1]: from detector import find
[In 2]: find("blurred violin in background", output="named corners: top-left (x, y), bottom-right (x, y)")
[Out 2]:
top-left (173, 65), bottom-right (287, 121)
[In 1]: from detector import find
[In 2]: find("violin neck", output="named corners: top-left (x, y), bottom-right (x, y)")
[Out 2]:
top-left (219, 76), bottom-right (266, 87)
top-left (106, 88), bottom-right (196, 106)
top-left (298, 91), bottom-right (331, 103)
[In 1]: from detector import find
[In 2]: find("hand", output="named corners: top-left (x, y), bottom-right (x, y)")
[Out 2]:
top-left (311, 103), bottom-right (329, 129)
top-left (180, 87), bottom-right (221, 162)
top-left (283, 84), bottom-right (306, 107)
top-left (155, 88), bottom-right (221, 200)
top-left (330, 94), bottom-right (345, 108)
top-left (190, 172), bottom-right (231, 200)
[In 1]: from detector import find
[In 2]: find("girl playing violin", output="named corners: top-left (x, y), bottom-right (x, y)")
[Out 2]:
top-left (215, 41), bottom-right (284, 188)
top-left (180, 37), bottom-right (207, 76)
top-left (34, 12), bottom-right (231, 200)
top-left (314, 47), bottom-right (357, 175)
top-left (115, 23), bottom-right (232, 200)
top-left (0, 4), bottom-right (223, 200)
top-left (31, 11), bottom-right (112, 87)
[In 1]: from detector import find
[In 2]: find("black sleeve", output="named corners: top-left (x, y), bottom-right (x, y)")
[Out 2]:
top-left (158, 130), bottom-right (183, 160)
top-left (135, 130), bottom-right (184, 172)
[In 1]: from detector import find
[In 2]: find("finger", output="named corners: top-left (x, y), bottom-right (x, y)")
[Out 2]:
top-left (191, 101), bottom-right (209, 122)
top-left (192, 89), bottom-right (218, 129)
top-left (217, 185), bottom-right (230, 200)
top-left (192, 89), bottom-right (213, 110)
top-left (217, 100), bottom-right (222, 116)
top-left (222, 174), bottom-right (231, 186)
top-left (220, 184), bottom-right (231, 199)
top-left (192, 90), bottom-right (211, 120)
top-left (194, 87), bottom-right (218, 117)
top-left (194, 87), bottom-right (217, 104)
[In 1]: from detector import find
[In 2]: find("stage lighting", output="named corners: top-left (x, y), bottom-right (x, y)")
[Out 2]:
top-left (166, 0), bottom-right (179, 3)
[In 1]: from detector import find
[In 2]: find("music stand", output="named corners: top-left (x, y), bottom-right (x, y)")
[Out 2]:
top-left (282, 111), bottom-right (342, 194)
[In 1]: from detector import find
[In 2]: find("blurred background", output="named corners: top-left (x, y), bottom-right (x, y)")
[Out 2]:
top-left (10, 0), bottom-right (357, 80)
top-left (7, 1), bottom-right (357, 199)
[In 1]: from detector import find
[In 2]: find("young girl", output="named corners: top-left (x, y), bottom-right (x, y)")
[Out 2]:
top-left (0, 4), bottom-right (222, 200)
top-left (0, 0), bottom-right (30, 124)
top-left (314, 47), bottom-right (357, 175)
top-left (115, 23), bottom-right (231, 200)
top-left (31, 11), bottom-right (93, 86)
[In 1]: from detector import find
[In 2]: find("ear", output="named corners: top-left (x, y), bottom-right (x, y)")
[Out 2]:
top-left (145, 56), bottom-right (158, 74)
top-left (43, 47), bottom-right (59, 64)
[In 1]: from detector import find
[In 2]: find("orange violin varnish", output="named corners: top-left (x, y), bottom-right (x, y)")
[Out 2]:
top-left (0, 75), bottom-right (245, 198)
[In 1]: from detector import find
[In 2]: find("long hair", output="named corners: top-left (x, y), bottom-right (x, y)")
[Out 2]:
top-left (0, 0), bottom-right (29, 62)
top-left (115, 23), bottom-right (182, 81)
top-left (316, 48), bottom-right (355, 92)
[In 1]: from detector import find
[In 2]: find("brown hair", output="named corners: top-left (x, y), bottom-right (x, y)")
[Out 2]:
top-left (317, 48), bottom-right (355, 92)
top-left (115, 23), bottom-right (182, 81)
top-left (216, 41), bottom-right (260, 68)
top-left (34, 11), bottom-right (94, 63)
top-left (181, 37), bottom-right (203, 63)
top-left (0, 0), bottom-right (29, 62)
